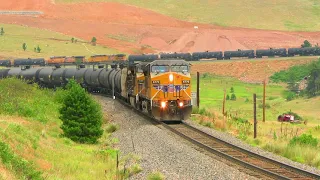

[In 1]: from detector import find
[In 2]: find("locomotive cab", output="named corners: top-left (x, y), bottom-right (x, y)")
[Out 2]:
top-left (140, 59), bottom-right (192, 121)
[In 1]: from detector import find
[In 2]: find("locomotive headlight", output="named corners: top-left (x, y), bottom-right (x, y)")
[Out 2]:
top-left (169, 74), bottom-right (174, 82)
top-left (161, 101), bottom-right (166, 108)
top-left (179, 102), bottom-right (184, 107)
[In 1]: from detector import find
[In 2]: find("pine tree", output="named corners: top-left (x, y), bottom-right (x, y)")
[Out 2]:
top-left (59, 80), bottom-right (103, 144)
top-left (22, 43), bottom-right (27, 51)
top-left (91, 37), bottom-right (97, 46)
top-left (226, 94), bottom-right (230, 100)
top-left (231, 93), bottom-right (237, 101)
top-left (0, 27), bottom-right (4, 36)
top-left (37, 45), bottom-right (41, 53)
top-left (230, 87), bottom-right (234, 93)
top-left (301, 40), bottom-right (312, 48)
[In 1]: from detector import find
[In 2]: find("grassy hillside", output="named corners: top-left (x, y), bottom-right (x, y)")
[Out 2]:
top-left (56, 0), bottom-right (320, 31)
top-left (0, 78), bottom-right (138, 179)
top-left (0, 23), bottom-right (121, 59)
top-left (191, 75), bottom-right (320, 168)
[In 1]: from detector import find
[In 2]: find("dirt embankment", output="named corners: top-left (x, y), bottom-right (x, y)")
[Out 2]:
top-left (191, 58), bottom-right (318, 83)
top-left (0, 0), bottom-right (320, 54)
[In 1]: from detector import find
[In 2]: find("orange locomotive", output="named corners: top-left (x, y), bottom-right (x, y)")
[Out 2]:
top-left (87, 54), bottom-right (127, 63)
top-left (126, 59), bottom-right (192, 121)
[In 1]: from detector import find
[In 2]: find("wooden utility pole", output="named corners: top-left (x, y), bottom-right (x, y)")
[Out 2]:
top-left (222, 88), bottom-right (226, 116)
top-left (253, 93), bottom-right (257, 138)
top-left (197, 72), bottom-right (200, 108)
top-left (263, 79), bottom-right (266, 122)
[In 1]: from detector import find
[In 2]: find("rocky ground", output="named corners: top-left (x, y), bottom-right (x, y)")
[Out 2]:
top-left (95, 96), bottom-right (257, 180)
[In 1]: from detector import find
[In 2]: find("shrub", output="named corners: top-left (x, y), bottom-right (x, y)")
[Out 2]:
top-left (59, 80), bottom-right (103, 144)
top-left (289, 134), bottom-right (318, 147)
top-left (106, 124), bottom-right (118, 133)
top-left (245, 97), bottom-right (249, 102)
top-left (147, 171), bottom-right (165, 180)
top-left (230, 93), bottom-right (236, 101)
top-left (286, 91), bottom-right (296, 101)
top-left (226, 94), bottom-right (230, 100)
top-left (230, 87), bottom-right (234, 93)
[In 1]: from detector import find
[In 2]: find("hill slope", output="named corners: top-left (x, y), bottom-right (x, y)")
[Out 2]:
top-left (0, 23), bottom-right (120, 59)
top-left (56, 0), bottom-right (320, 31)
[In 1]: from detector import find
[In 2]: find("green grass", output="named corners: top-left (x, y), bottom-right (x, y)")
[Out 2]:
top-left (191, 74), bottom-right (320, 168)
top-left (0, 78), bottom-right (140, 179)
top-left (0, 23), bottom-right (121, 59)
top-left (56, 0), bottom-right (320, 31)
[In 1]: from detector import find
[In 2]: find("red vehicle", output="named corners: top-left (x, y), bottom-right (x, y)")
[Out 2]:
top-left (278, 114), bottom-right (295, 122)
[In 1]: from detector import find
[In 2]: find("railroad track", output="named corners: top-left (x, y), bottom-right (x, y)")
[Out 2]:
top-left (94, 94), bottom-right (320, 179)
top-left (162, 122), bottom-right (320, 180)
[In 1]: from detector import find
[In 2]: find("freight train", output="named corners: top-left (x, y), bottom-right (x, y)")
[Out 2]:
top-left (1, 47), bottom-right (319, 67)
top-left (0, 58), bottom-right (192, 121)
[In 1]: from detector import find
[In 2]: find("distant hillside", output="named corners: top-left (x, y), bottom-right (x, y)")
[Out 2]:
top-left (56, 0), bottom-right (320, 31)
top-left (0, 23), bottom-right (121, 59)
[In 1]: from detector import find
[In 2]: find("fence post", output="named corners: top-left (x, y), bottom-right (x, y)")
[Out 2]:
top-left (263, 79), bottom-right (266, 122)
top-left (253, 93), bottom-right (257, 138)
top-left (197, 72), bottom-right (200, 108)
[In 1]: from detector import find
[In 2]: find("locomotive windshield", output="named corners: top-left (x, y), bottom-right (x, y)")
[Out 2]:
top-left (171, 65), bottom-right (189, 72)
top-left (151, 65), bottom-right (169, 73)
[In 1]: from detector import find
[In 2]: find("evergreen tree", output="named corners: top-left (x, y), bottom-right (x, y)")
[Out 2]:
top-left (22, 43), bottom-right (27, 51)
top-left (71, 37), bottom-right (74, 43)
top-left (231, 93), bottom-right (237, 101)
top-left (91, 37), bottom-right (97, 46)
top-left (226, 94), bottom-right (230, 100)
top-left (230, 87), bottom-right (234, 93)
top-left (37, 45), bottom-right (41, 53)
top-left (59, 80), bottom-right (103, 144)
top-left (0, 27), bottom-right (4, 36)
top-left (301, 40), bottom-right (312, 48)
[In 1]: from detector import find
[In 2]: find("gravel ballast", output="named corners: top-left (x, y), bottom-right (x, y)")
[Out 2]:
top-left (96, 96), bottom-right (257, 180)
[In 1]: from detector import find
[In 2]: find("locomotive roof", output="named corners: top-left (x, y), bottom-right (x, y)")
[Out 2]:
top-left (147, 59), bottom-right (189, 66)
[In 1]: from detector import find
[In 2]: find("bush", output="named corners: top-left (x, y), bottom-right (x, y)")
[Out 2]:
top-left (230, 87), bottom-right (234, 93)
top-left (226, 94), bottom-right (230, 100)
top-left (230, 93), bottom-right (236, 101)
top-left (59, 80), bottom-right (103, 144)
top-left (147, 171), bottom-right (165, 180)
top-left (105, 124), bottom-right (118, 133)
top-left (289, 134), bottom-right (318, 147)
top-left (286, 91), bottom-right (296, 101)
